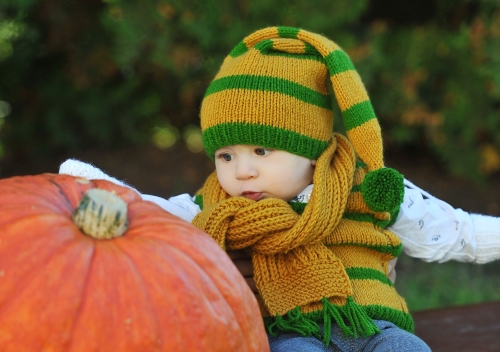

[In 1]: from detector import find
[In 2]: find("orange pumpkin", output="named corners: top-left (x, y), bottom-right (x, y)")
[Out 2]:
top-left (0, 173), bottom-right (269, 351)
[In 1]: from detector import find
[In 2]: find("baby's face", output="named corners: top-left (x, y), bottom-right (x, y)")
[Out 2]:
top-left (214, 144), bottom-right (316, 202)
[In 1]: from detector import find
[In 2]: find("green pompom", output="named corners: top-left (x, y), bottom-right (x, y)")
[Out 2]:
top-left (360, 168), bottom-right (404, 213)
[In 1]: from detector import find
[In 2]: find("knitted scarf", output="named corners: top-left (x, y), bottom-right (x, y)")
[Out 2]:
top-left (192, 133), bottom-right (413, 344)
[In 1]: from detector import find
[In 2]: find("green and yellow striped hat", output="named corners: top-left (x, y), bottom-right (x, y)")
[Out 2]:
top-left (200, 26), bottom-right (384, 171)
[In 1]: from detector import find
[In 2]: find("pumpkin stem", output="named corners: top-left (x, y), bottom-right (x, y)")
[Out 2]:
top-left (73, 188), bottom-right (128, 239)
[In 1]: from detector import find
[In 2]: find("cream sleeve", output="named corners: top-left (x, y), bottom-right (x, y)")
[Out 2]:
top-left (59, 159), bottom-right (201, 223)
top-left (389, 179), bottom-right (500, 264)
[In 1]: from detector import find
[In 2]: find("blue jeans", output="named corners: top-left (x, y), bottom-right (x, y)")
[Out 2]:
top-left (268, 320), bottom-right (431, 352)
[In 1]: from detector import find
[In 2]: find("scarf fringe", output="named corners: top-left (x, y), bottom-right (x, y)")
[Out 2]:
top-left (266, 297), bottom-right (380, 346)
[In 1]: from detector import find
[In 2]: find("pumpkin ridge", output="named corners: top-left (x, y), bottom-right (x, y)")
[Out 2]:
top-left (0, 231), bottom-right (94, 342)
top-left (0, 175), bottom-right (72, 215)
top-left (113, 237), bottom-right (170, 348)
top-left (0, 211), bottom-right (67, 229)
top-left (120, 230), bottom-right (245, 349)
top-left (0, 216), bottom-right (79, 309)
top-left (66, 240), bottom-right (97, 351)
top-left (161, 243), bottom-right (242, 348)
top-left (160, 237), bottom-right (252, 349)
top-left (47, 176), bottom-right (79, 214)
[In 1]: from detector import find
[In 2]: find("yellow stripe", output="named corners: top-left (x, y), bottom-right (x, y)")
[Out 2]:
top-left (201, 90), bottom-right (333, 141)
top-left (346, 118), bottom-right (384, 170)
top-left (332, 245), bottom-right (396, 268)
top-left (213, 48), bottom-right (330, 95)
top-left (272, 38), bottom-right (306, 54)
top-left (353, 166), bottom-right (365, 186)
top-left (331, 70), bottom-right (370, 111)
top-left (347, 192), bottom-right (371, 214)
top-left (244, 27), bottom-right (279, 48)
top-left (326, 225), bottom-right (401, 255)
top-left (351, 279), bottom-right (409, 312)
top-left (297, 30), bottom-right (342, 57)
top-left (345, 193), bottom-right (391, 222)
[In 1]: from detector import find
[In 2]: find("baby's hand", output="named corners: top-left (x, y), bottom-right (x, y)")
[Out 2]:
top-left (227, 250), bottom-right (257, 294)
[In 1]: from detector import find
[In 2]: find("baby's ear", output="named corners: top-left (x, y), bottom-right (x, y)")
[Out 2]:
top-left (311, 159), bottom-right (317, 166)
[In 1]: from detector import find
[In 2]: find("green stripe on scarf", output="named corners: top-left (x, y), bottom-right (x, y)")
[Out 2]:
top-left (342, 212), bottom-right (392, 229)
top-left (363, 305), bottom-right (414, 333)
top-left (345, 267), bottom-right (394, 287)
top-left (326, 239), bottom-right (402, 257)
top-left (265, 297), bottom-right (380, 346)
top-left (263, 302), bottom-right (414, 339)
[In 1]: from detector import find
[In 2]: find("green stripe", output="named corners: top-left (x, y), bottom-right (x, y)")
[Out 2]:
top-left (304, 42), bottom-right (320, 55)
top-left (229, 41), bottom-right (249, 57)
top-left (356, 160), bottom-right (367, 169)
top-left (363, 305), bottom-right (414, 333)
top-left (289, 201), bottom-right (307, 214)
top-left (387, 206), bottom-right (400, 228)
top-left (342, 212), bottom-right (389, 227)
top-left (342, 100), bottom-right (376, 131)
top-left (324, 50), bottom-right (355, 75)
top-left (194, 194), bottom-right (203, 210)
top-left (254, 35), bottom-right (325, 64)
top-left (258, 50), bottom-right (324, 63)
top-left (345, 267), bottom-right (394, 287)
top-left (351, 184), bottom-right (361, 193)
top-left (204, 75), bottom-right (332, 109)
top-left (203, 122), bottom-right (329, 160)
top-left (277, 26), bottom-right (300, 38)
top-left (254, 39), bottom-right (274, 53)
top-left (254, 39), bottom-right (323, 63)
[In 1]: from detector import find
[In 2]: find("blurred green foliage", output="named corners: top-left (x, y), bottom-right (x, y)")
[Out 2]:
top-left (0, 0), bottom-right (499, 180)
top-left (395, 253), bottom-right (500, 311)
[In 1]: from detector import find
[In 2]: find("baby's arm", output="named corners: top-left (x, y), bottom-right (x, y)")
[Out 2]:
top-left (390, 178), bottom-right (500, 264)
top-left (59, 159), bottom-right (200, 223)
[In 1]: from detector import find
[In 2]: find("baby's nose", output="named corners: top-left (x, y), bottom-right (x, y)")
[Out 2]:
top-left (235, 161), bottom-right (258, 180)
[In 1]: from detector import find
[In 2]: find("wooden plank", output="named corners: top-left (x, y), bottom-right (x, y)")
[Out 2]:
top-left (413, 301), bottom-right (500, 352)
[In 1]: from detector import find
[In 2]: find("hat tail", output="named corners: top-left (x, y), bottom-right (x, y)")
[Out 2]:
top-left (295, 28), bottom-right (384, 171)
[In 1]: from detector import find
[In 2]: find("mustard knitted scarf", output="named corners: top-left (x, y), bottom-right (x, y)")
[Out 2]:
top-left (192, 134), bottom-right (413, 344)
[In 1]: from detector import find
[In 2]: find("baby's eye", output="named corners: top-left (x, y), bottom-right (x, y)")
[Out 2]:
top-left (217, 153), bottom-right (234, 162)
top-left (255, 148), bottom-right (272, 156)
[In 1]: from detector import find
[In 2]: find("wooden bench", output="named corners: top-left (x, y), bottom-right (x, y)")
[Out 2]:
top-left (413, 301), bottom-right (500, 351)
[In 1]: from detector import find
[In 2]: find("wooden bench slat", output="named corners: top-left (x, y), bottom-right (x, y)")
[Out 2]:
top-left (413, 301), bottom-right (500, 352)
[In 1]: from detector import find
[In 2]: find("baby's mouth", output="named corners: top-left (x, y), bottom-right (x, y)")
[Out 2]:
top-left (241, 191), bottom-right (263, 201)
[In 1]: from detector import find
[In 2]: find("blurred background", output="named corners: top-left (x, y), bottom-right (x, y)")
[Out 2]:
top-left (0, 0), bottom-right (499, 312)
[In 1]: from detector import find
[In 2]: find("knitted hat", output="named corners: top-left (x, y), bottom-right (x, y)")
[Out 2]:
top-left (200, 26), bottom-right (384, 172)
